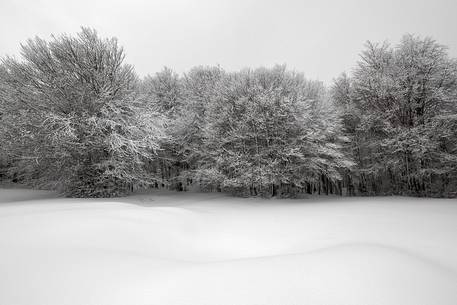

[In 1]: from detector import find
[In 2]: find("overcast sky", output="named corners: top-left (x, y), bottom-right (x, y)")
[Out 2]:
top-left (1, 0), bottom-right (456, 84)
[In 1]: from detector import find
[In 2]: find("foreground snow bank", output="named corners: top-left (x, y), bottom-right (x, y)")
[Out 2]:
top-left (0, 188), bottom-right (456, 305)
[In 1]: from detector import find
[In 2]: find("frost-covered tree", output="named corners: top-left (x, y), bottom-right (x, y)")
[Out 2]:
top-left (138, 65), bottom-right (226, 192)
top-left (0, 64), bottom-right (11, 180)
top-left (139, 67), bottom-right (185, 189)
top-left (178, 66), bottom-right (225, 163)
top-left (140, 67), bottom-right (182, 116)
top-left (333, 35), bottom-right (457, 197)
top-left (167, 66), bottom-right (225, 190)
top-left (0, 28), bottom-right (166, 197)
top-left (195, 65), bottom-right (353, 197)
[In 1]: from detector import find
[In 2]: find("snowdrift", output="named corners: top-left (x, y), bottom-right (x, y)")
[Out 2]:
top-left (0, 188), bottom-right (456, 305)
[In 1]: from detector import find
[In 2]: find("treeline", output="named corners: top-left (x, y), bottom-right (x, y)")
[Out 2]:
top-left (0, 28), bottom-right (456, 197)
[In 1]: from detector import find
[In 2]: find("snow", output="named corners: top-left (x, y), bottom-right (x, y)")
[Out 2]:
top-left (0, 188), bottom-right (457, 305)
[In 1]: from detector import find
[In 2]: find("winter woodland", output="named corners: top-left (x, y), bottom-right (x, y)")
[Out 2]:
top-left (1, 28), bottom-right (456, 198)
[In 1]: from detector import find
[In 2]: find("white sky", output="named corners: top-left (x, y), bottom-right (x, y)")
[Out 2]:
top-left (1, 0), bottom-right (456, 84)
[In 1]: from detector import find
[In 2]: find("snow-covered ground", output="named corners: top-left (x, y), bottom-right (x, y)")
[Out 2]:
top-left (0, 187), bottom-right (456, 305)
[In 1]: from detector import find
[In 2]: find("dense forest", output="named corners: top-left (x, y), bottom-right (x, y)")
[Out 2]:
top-left (0, 28), bottom-right (456, 198)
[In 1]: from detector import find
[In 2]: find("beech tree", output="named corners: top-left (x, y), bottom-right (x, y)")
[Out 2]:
top-left (333, 35), bottom-right (457, 197)
top-left (195, 66), bottom-right (353, 197)
top-left (169, 66), bottom-right (225, 190)
top-left (0, 28), bottom-right (165, 197)
top-left (139, 67), bottom-right (184, 189)
top-left (140, 67), bottom-right (182, 116)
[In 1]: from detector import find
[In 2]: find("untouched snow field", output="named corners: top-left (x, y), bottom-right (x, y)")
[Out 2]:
top-left (0, 187), bottom-right (457, 305)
